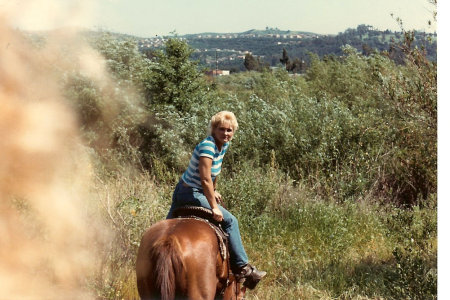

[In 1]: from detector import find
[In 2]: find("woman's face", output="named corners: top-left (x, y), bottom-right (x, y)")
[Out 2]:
top-left (212, 122), bottom-right (234, 147)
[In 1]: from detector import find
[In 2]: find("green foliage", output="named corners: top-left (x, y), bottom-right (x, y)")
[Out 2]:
top-left (144, 38), bottom-right (207, 112)
top-left (391, 244), bottom-right (437, 300)
top-left (67, 35), bottom-right (214, 175)
top-left (384, 196), bottom-right (437, 299)
top-left (217, 166), bottom-right (436, 299)
top-left (219, 159), bottom-right (288, 218)
top-left (134, 38), bottom-right (217, 174)
top-left (93, 168), bottom-right (437, 300)
top-left (138, 102), bottom-right (215, 175)
top-left (244, 53), bottom-right (268, 72)
top-left (244, 53), bottom-right (258, 71)
top-left (65, 32), bottom-right (436, 299)
top-left (182, 25), bottom-right (436, 71)
top-left (94, 34), bottom-right (152, 87)
top-left (280, 48), bottom-right (289, 67)
top-left (215, 71), bottom-right (372, 200)
top-left (214, 45), bottom-right (435, 205)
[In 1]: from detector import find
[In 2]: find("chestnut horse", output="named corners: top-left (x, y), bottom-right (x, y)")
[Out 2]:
top-left (136, 218), bottom-right (246, 300)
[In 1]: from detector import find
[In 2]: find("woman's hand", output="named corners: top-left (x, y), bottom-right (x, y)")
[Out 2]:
top-left (214, 190), bottom-right (222, 205)
top-left (212, 207), bottom-right (223, 222)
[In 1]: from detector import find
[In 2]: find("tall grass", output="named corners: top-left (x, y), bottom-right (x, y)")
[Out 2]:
top-left (92, 164), bottom-right (436, 299)
top-left (220, 162), bottom-right (436, 299)
top-left (91, 170), bottom-right (172, 299)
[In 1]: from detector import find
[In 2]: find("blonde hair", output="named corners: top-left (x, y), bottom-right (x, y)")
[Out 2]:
top-left (207, 111), bottom-right (238, 136)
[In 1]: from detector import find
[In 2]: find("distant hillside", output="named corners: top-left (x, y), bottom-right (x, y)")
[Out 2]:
top-left (182, 27), bottom-right (320, 39)
top-left (54, 25), bottom-right (434, 73)
top-left (134, 25), bottom-right (436, 72)
top-left (242, 27), bottom-right (319, 36)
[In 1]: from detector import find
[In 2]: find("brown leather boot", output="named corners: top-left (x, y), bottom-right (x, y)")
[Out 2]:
top-left (234, 264), bottom-right (267, 289)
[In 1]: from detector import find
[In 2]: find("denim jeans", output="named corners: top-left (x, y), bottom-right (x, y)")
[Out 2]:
top-left (167, 180), bottom-right (249, 268)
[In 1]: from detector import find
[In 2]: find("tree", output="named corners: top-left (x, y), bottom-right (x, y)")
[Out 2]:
top-left (145, 38), bottom-right (206, 112)
top-left (138, 38), bottom-right (211, 171)
top-left (280, 48), bottom-right (289, 69)
top-left (289, 57), bottom-right (305, 73)
top-left (244, 53), bottom-right (259, 71)
top-left (362, 43), bottom-right (374, 56)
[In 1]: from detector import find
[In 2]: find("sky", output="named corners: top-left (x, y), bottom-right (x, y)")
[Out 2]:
top-left (3, 0), bottom-right (437, 37)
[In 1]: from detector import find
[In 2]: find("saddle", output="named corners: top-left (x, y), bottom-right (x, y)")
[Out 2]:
top-left (172, 206), bottom-right (264, 291)
top-left (172, 206), bottom-right (229, 262)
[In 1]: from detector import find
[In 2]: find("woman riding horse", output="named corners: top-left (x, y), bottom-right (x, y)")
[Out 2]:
top-left (166, 111), bottom-right (266, 283)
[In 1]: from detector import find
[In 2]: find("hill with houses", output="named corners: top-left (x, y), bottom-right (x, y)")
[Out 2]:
top-left (135, 25), bottom-right (436, 72)
top-left (30, 25), bottom-right (435, 73)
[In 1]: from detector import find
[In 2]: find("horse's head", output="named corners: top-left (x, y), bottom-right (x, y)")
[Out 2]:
top-left (223, 275), bottom-right (247, 300)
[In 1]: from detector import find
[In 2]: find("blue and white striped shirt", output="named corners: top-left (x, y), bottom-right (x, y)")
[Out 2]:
top-left (181, 136), bottom-right (230, 189)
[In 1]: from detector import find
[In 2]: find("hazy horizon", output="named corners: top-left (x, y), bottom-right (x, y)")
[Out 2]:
top-left (4, 0), bottom-right (437, 38)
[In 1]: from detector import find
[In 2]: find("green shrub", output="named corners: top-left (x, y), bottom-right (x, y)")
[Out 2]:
top-left (304, 46), bottom-right (436, 205)
top-left (213, 45), bottom-right (436, 206)
top-left (392, 244), bottom-right (437, 300)
top-left (219, 158), bottom-right (288, 218)
top-left (384, 195), bottom-right (437, 299)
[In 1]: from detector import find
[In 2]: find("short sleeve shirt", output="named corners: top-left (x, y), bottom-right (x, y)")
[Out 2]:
top-left (181, 136), bottom-right (230, 189)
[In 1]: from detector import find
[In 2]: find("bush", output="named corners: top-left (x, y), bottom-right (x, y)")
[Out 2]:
top-left (384, 196), bottom-right (437, 299)
top-left (214, 45), bottom-right (436, 206)
top-left (304, 46), bottom-right (436, 205)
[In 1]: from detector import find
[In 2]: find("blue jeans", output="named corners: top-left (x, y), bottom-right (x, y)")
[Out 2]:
top-left (167, 180), bottom-right (249, 268)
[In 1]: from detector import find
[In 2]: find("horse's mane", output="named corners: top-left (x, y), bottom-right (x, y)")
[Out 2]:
top-left (150, 235), bottom-right (186, 300)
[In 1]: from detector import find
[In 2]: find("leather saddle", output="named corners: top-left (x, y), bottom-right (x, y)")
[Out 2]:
top-left (172, 206), bottom-right (229, 261)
